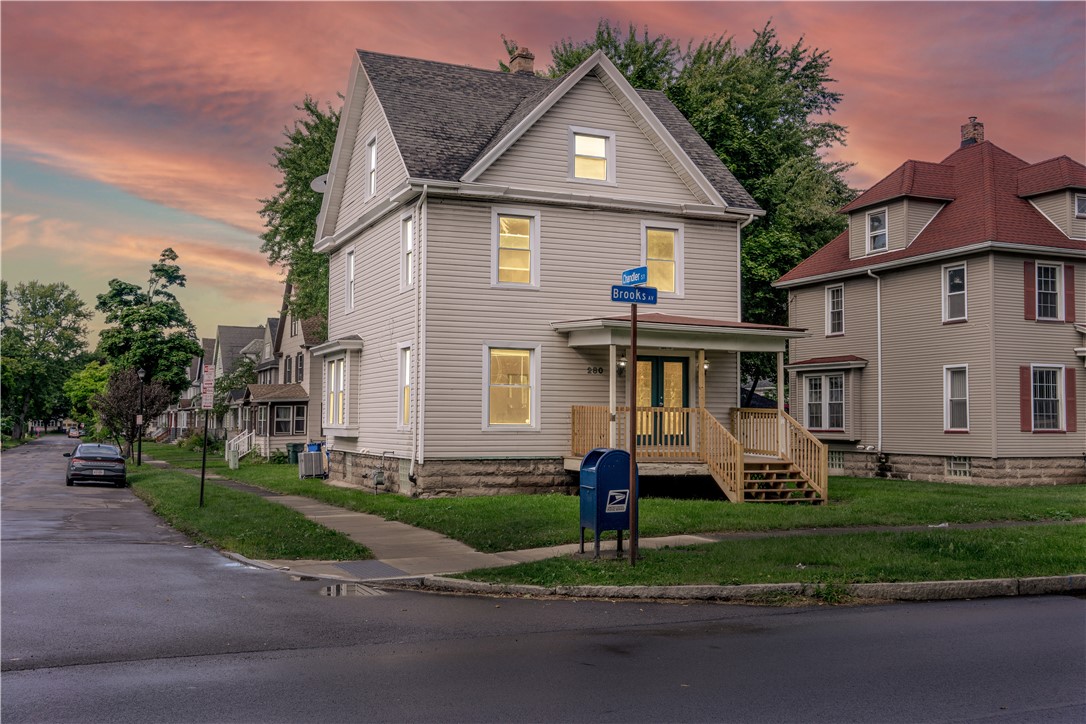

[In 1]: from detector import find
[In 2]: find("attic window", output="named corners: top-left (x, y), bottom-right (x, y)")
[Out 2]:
top-left (1076, 194), bottom-right (1086, 218)
top-left (867, 209), bottom-right (888, 253)
top-left (569, 126), bottom-right (615, 184)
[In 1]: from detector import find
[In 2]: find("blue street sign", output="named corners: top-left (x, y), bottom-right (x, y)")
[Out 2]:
top-left (611, 285), bottom-right (658, 305)
top-left (621, 266), bottom-right (649, 286)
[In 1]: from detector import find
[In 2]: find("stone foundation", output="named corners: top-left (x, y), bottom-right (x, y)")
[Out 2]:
top-left (842, 452), bottom-right (1086, 486)
top-left (329, 451), bottom-right (577, 497)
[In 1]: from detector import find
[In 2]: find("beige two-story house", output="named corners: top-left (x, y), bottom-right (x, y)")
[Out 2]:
top-left (312, 48), bottom-right (825, 501)
top-left (776, 119), bottom-right (1085, 484)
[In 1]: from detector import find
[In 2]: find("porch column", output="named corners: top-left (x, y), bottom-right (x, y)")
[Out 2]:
top-left (776, 351), bottom-right (785, 411)
top-left (697, 350), bottom-right (706, 409)
top-left (608, 344), bottom-right (617, 447)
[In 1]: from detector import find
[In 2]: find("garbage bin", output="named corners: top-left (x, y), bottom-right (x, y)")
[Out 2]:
top-left (579, 448), bottom-right (638, 558)
top-left (306, 442), bottom-right (322, 452)
top-left (286, 442), bottom-right (305, 464)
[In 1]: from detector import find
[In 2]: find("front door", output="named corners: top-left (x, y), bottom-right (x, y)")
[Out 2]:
top-left (635, 356), bottom-right (689, 447)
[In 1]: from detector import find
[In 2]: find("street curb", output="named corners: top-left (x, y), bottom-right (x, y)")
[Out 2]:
top-left (377, 573), bottom-right (1086, 602)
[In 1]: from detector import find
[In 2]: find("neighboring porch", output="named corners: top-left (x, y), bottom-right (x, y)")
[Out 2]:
top-left (568, 406), bottom-right (827, 503)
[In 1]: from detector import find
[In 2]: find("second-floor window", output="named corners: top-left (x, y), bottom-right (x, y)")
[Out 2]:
top-left (867, 209), bottom-right (887, 253)
top-left (805, 374), bottom-right (844, 430)
top-left (326, 358), bottom-right (344, 426)
top-left (284, 355), bottom-right (292, 384)
top-left (1036, 263), bottom-right (1061, 320)
top-left (345, 250), bottom-right (356, 312)
top-left (643, 223), bottom-right (682, 294)
top-left (945, 366), bottom-right (968, 431)
top-left (569, 126), bottom-right (615, 183)
top-left (402, 215), bottom-right (414, 289)
top-left (1076, 194), bottom-right (1086, 218)
top-left (295, 353), bottom-right (304, 383)
top-left (944, 264), bottom-right (967, 321)
top-left (826, 285), bottom-right (844, 335)
top-left (493, 209), bottom-right (539, 287)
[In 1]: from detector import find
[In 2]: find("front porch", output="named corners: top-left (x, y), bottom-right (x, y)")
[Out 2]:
top-left (568, 406), bottom-right (827, 503)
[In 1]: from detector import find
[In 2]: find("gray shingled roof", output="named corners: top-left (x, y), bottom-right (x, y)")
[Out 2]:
top-left (358, 50), bottom-right (758, 210)
top-left (216, 325), bottom-right (264, 376)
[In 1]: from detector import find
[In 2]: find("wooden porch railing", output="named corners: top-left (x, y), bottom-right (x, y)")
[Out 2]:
top-left (731, 407), bottom-right (779, 455)
top-left (733, 408), bottom-right (828, 501)
top-left (696, 408), bottom-right (743, 502)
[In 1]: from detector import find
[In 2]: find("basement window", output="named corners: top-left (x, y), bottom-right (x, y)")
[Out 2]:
top-left (945, 456), bottom-right (971, 479)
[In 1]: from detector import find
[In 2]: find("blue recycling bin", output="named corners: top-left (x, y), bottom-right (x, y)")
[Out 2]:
top-left (579, 448), bottom-right (638, 558)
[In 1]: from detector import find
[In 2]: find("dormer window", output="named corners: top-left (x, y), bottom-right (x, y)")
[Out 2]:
top-left (1076, 194), bottom-right (1086, 218)
top-left (867, 209), bottom-right (887, 252)
top-left (569, 126), bottom-right (615, 184)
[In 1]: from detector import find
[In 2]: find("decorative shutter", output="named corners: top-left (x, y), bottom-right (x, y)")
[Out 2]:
top-left (1019, 366), bottom-right (1032, 432)
top-left (1065, 265), bottom-right (1076, 323)
top-left (1023, 261), bottom-right (1036, 320)
top-left (1067, 369), bottom-right (1078, 433)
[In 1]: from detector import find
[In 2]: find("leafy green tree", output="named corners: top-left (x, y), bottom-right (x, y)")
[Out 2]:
top-left (95, 248), bottom-right (203, 397)
top-left (92, 368), bottom-right (172, 456)
top-left (532, 19), bottom-right (856, 399)
top-left (259, 96), bottom-right (340, 328)
top-left (1, 280), bottom-right (92, 438)
top-left (64, 360), bottom-right (112, 429)
top-left (211, 355), bottom-right (256, 420)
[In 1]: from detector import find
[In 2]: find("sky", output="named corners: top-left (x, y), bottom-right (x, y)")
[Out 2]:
top-left (2, 1), bottom-right (1084, 345)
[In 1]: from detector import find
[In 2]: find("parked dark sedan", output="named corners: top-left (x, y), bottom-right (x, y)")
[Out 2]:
top-left (64, 444), bottom-right (127, 487)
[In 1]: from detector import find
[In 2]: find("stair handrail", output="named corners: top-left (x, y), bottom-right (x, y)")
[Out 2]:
top-left (697, 408), bottom-right (744, 502)
top-left (779, 411), bottom-right (828, 500)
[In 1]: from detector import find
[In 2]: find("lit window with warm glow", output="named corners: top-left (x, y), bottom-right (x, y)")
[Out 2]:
top-left (644, 225), bottom-right (681, 294)
top-left (487, 347), bottom-right (534, 426)
top-left (569, 127), bottom-right (614, 183)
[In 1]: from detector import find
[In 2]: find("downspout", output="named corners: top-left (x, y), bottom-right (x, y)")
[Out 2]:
top-left (736, 211), bottom-right (756, 407)
top-left (409, 185), bottom-right (428, 485)
top-left (867, 270), bottom-right (883, 452)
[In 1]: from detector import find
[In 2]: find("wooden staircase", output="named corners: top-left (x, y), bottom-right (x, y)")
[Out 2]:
top-left (742, 456), bottom-right (825, 503)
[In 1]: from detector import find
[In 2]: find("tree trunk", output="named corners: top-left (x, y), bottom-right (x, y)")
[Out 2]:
top-left (743, 378), bottom-right (760, 408)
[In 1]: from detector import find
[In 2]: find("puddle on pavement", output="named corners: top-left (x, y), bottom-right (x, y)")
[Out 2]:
top-left (320, 583), bottom-right (386, 597)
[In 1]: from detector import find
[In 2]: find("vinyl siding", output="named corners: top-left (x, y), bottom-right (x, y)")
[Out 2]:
top-left (1031, 191), bottom-right (1086, 240)
top-left (848, 200), bottom-right (906, 259)
top-left (278, 323), bottom-right (323, 442)
top-left (992, 253), bottom-right (1084, 457)
top-left (422, 198), bottom-right (740, 458)
top-left (326, 212), bottom-right (416, 454)
top-left (905, 199), bottom-right (945, 244)
top-left (477, 72), bottom-right (700, 205)
top-left (336, 82), bottom-right (408, 234)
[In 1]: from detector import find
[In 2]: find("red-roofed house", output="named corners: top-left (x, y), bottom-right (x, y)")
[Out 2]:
top-left (776, 118), bottom-right (1085, 484)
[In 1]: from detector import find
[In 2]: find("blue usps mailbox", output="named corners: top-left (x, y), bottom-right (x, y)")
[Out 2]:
top-left (579, 448), bottom-right (639, 558)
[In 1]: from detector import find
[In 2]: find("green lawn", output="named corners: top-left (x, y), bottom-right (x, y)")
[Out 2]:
top-left (460, 525), bottom-right (1086, 588)
top-left (142, 443), bottom-right (1086, 553)
top-left (129, 466), bottom-right (372, 561)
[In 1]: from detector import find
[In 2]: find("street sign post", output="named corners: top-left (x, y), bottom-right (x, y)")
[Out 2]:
top-left (199, 364), bottom-right (215, 508)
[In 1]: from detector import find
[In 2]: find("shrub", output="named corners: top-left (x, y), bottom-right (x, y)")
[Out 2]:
top-left (268, 449), bottom-right (290, 464)
top-left (179, 432), bottom-right (223, 454)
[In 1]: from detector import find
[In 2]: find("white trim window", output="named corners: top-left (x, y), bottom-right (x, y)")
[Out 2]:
top-left (492, 208), bottom-right (540, 287)
top-left (1031, 365), bottom-right (1063, 431)
top-left (295, 353), bottom-right (304, 383)
top-left (943, 263), bottom-right (967, 322)
top-left (944, 365), bottom-right (969, 431)
top-left (345, 249), bottom-right (356, 312)
top-left (401, 214), bottom-right (414, 290)
top-left (568, 126), bottom-right (615, 184)
top-left (1036, 262), bottom-right (1062, 320)
top-left (483, 345), bottom-right (540, 430)
top-left (642, 221), bottom-right (683, 295)
top-left (867, 208), bottom-right (888, 253)
top-left (273, 405), bottom-right (293, 435)
top-left (257, 406), bottom-right (268, 436)
top-left (366, 136), bottom-right (377, 198)
top-left (284, 355), bottom-right (292, 384)
top-left (326, 357), bottom-right (345, 427)
top-left (826, 284), bottom-right (844, 335)
top-left (1075, 193), bottom-right (1086, 218)
top-left (805, 373), bottom-right (844, 430)
top-left (398, 344), bottom-right (412, 430)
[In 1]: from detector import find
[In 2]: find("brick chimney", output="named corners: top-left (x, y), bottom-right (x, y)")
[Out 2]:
top-left (509, 47), bottom-right (535, 75)
top-left (961, 116), bottom-right (984, 147)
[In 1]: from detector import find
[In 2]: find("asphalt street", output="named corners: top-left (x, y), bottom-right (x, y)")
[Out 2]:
top-left (2, 436), bottom-right (1084, 723)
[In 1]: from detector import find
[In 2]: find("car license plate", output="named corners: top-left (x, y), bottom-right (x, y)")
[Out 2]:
top-left (93, 469), bottom-right (104, 476)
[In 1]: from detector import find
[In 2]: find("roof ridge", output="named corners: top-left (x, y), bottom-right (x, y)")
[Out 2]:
top-left (357, 48), bottom-right (523, 78)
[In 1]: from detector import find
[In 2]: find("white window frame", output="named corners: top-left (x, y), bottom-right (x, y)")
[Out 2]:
top-left (273, 404), bottom-right (293, 435)
top-left (293, 404), bottom-right (307, 436)
top-left (1031, 364), bottom-right (1064, 431)
top-left (942, 263), bottom-right (968, 322)
top-left (825, 284), bottom-right (844, 336)
top-left (804, 373), bottom-right (844, 431)
top-left (326, 357), bottom-right (346, 427)
top-left (482, 343), bottom-right (541, 431)
top-left (1075, 193), bottom-right (1086, 218)
top-left (365, 135), bottom-right (377, 198)
top-left (290, 316), bottom-right (298, 337)
top-left (284, 354), bottom-right (292, 384)
top-left (867, 208), bottom-right (888, 253)
top-left (345, 248), bottom-right (356, 312)
top-left (944, 365), bottom-right (969, 432)
top-left (1035, 262), bottom-right (1063, 321)
top-left (491, 207), bottom-right (540, 288)
top-left (641, 220), bottom-right (684, 297)
top-left (295, 353), bottom-right (304, 383)
top-left (401, 213), bottom-right (415, 291)
top-left (398, 343), bottom-right (412, 431)
top-left (568, 126), bottom-right (616, 185)
top-left (257, 405), bottom-right (268, 436)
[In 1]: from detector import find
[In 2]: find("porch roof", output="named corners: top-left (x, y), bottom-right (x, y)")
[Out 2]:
top-left (550, 313), bottom-right (807, 353)
top-left (245, 383), bottom-right (309, 403)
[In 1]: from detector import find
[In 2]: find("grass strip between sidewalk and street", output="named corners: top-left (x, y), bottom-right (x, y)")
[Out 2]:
top-left (143, 443), bottom-right (1086, 554)
top-left (129, 466), bottom-right (372, 561)
top-left (456, 524), bottom-right (1086, 588)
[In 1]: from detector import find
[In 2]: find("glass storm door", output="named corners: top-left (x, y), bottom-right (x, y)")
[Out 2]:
top-left (635, 357), bottom-right (689, 447)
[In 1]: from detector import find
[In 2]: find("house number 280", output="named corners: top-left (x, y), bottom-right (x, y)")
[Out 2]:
top-left (586, 366), bottom-right (605, 375)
